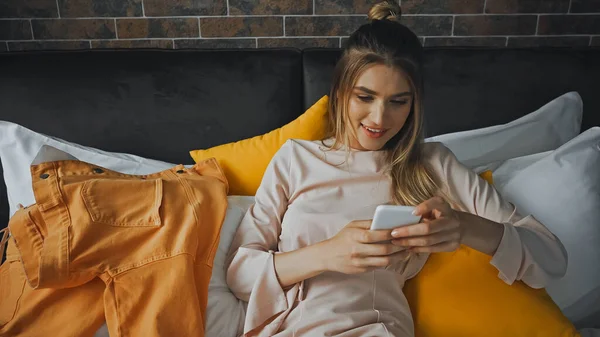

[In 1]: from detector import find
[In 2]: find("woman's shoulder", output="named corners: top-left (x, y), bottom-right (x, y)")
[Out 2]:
top-left (288, 138), bottom-right (330, 148)
top-left (270, 138), bottom-right (329, 164)
top-left (284, 138), bottom-right (337, 155)
top-left (274, 138), bottom-right (320, 153)
top-left (421, 141), bottom-right (456, 166)
top-left (420, 141), bottom-right (470, 186)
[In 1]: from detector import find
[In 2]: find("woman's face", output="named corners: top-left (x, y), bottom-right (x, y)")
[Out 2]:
top-left (345, 64), bottom-right (413, 151)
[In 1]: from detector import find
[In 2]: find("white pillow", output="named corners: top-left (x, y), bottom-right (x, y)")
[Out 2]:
top-left (0, 121), bottom-right (176, 217)
top-left (493, 127), bottom-right (600, 328)
top-left (426, 91), bottom-right (583, 168)
top-left (210, 196), bottom-right (254, 337)
top-left (0, 123), bottom-right (245, 337)
top-left (473, 150), bottom-right (552, 185)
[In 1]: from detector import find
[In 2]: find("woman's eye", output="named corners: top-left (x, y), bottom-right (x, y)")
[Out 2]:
top-left (391, 100), bottom-right (408, 105)
top-left (358, 95), bottom-right (373, 102)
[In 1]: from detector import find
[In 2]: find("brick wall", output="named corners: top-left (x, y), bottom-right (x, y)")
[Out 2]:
top-left (0, 0), bottom-right (599, 51)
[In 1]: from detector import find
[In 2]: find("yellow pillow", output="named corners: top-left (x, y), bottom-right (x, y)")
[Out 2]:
top-left (479, 170), bottom-right (494, 185)
top-left (404, 170), bottom-right (578, 337)
top-left (404, 245), bottom-right (579, 337)
top-left (190, 96), bottom-right (329, 195)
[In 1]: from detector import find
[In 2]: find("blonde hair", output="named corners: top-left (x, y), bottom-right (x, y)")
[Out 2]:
top-left (368, 0), bottom-right (401, 21)
top-left (325, 0), bottom-right (442, 207)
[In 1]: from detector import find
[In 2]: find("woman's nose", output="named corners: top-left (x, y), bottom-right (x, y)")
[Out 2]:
top-left (369, 102), bottom-right (386, 126)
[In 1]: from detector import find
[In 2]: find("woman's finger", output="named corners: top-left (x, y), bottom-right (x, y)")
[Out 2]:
top-left (391, 229), bottom-right (460, 247)
top-left (355, 228), bottom-right (394, 243)
top-left (413, 196), bottom-right (444, 216)
top-left (361, 243), bottom-right (407, 256)
top-left (392, 217), bottom-right (460, 238)
top-left (391, 218), bottom-right (444, 238)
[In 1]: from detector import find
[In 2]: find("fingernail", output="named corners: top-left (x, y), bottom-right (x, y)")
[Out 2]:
top-left (392, 230), bottom-right (398, 237)
top-left (412, 209), bottom-right (418, 215)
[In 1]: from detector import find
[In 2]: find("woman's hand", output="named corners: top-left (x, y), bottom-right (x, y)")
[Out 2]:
top-left (390, 196), bottom-right (463, 253)
top-left (322, 220), bottom-right (410, 274)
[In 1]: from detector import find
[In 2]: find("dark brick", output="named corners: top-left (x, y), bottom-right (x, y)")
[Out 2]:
top-left (8, 40), bottom-right (90, 51)
top-left (454, 15), bottom-right (537, 35)
top-left (294, 16), bottom-right (451, 37)
top-left (425, 36), bottom-right (507, 47)
top-left (403, 0), bottom-right (484, 14)
top-left (285, 16), bottom-right (367, 36)
top-left (58, 0), bottom-right (142, 17)
top-left (0, 20), bottom-right (32, 40)
top-left (117, 18), bottom-right (198, 38)
top-left (342, 36), bottom-right (425, 48)
top-left (174, 38), bottom-right (256, 49)
top-left (592, 37), bottom-right (600, 46)
top-left (230, 0), bottom-right (311, 15)
top-left (1, 42), bottom-right (8, 52)
top-left (32, 19), bottom-right (115, 39)
top-left (538, 15), bottom-right (600, 35)
top-left (258, 37), bottom-right (339, 48)
top-left (570, 0), bottom-right (600, 13)
top-left (144, 0), bottom-right (226, 16)
top-left (401, 16), bottom-right (453, 36)
top-left (92, 39), bottom-right (173, 49)
top-left (315, 0), bottom-right (380, 14)
top-left (486, 0), bottom-right (569, 13)
top-left (201, 17), bottom-right (282, 37)
top-left (507, 36), bottom-right (591, 47)
top-left (0, 0), bottom-right (58, 18)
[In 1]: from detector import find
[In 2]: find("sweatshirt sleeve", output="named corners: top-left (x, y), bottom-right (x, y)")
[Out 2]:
top-left (225, 140), bottom-right (297, 335)
top-left (429, 142), bottom-right (568, 288)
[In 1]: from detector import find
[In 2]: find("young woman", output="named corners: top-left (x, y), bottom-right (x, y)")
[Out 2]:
top-left (226, 2), bottom-right (568, 336)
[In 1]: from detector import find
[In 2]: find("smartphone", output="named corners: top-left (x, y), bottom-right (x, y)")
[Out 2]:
top-left (370, 205), bottom-right (421, 231)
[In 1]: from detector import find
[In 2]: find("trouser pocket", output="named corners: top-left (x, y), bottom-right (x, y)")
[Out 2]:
top-left (81, 178), bottom-right (164, 227)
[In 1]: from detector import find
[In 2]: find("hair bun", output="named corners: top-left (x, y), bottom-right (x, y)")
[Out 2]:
top-left (368, 1), bottom-right (402, 22)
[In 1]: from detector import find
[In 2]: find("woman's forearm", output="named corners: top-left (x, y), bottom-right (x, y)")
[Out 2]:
top-left (273, 241), bottom-right (329, 288)
top-left (458, 211), bottom-right (505, 256)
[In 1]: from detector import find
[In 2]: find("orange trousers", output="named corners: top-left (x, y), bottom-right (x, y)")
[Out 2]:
top-left (0, 158), bottom-right (228, 337)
